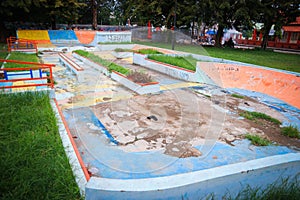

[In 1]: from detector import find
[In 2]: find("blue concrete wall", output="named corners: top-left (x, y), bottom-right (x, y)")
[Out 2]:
top-left (85, 153), bottom-right (300, 200)
top-left (48, 30), bottom-right (78, 41)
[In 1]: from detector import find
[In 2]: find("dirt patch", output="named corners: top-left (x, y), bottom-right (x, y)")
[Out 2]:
top-left (91, 88), bottom-right (298, 158)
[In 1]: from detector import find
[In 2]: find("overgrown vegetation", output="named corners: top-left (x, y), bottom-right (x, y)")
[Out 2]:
top-left (147, 55), bottom-right (197, 71)
top-left (240, 111), bottom-right (281, 125)
top-left (0, 92), bottom-right (81, 200)
top-left (245, 134), bottom-right (272, 146)
top-left (281, 125), bottom-right (300, 139)
top-left (231, 93), bottom-right (244, 99)
top-left (223, 178), bottom-right (300, 199)
top-left (127, 70), bottom-right (154, 84)
top-left (135, 41), bottom-right (300, 73)
top-left (4, 52), bottom-right (39, 69)
top-left (74, 50), bottom-right (130, 75)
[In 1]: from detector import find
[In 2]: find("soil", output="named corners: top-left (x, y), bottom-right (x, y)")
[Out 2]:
top-left (92, 88), bottom-right (300, 158)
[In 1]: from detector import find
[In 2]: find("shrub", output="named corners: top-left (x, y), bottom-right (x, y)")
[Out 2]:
top-left (281, 125), bottom-right (300, 138)
top-left (245, 134), bottom-right (272, 146)
top-left (127, 70), bottom-right (154, 84)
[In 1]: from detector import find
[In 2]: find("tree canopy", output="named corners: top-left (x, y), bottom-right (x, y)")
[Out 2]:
top-left (0, 0), bottom-right (299, 48)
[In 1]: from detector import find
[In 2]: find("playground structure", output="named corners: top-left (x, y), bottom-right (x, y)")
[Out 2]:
top-left (0, 59), bottom-right (55, 91)
top-left (7, 36), bottom-right (38, 54)
top-left (2, 30), bottom-right (300, 199)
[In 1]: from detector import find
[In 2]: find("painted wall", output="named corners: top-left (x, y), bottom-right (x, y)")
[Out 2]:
top-left (199, 62), bottom-right (300, 109)
top-left (16, 30), bottom-right (132, 46)
top-left (96, 32), bottom-right (131, 43)
top-left (85, 153), bottom-right (300, 200)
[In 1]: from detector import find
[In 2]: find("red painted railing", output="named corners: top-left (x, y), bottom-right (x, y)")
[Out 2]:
top-left (7, 36), bottom-right (38, 54)
top-left (0, 59), bottom-right (55, 89)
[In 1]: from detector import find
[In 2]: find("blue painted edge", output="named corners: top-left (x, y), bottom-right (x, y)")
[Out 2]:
top-left (91, 114), bottom-right (119, 145)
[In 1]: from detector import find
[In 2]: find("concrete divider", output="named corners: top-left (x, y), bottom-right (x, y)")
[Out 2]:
top-left (133, 53), bottom-right (214, 84)
top-left (111, 71), bottom-right (160, 95)
top-left (199, 62), bottom-right (300, 109)
top-left (59, 53), bottom-right (84, 81)
top-left (72, 53), bottom-right (109, 76)
top-left (85, 153), bottom-right (300, 199)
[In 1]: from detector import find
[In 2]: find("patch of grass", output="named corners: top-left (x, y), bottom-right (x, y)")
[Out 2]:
top-left (224, 178), bottom-right (300, 200)
top-left (74, 50), bottom-right (130, 75)
top-left (0, 92), bottom-right (81, 200)
top-left (240, 111), bottom-right (281, 125)
top-left (281, 125), bottom-right (300, 139)
top-left (231, 93), bottom-right (244, 99)
top-left (134, 41), bottom-right (300, 73)
top-left (147, 54), bottom-right (197, 71)
top-left (245, 134), bottom-right (272, 146)
top-left (135, 49), bottom-right (163, 54)
top-left (4, 52), bottom-right (39, 69)
top-left (108, 63), bottom-right (130, 75)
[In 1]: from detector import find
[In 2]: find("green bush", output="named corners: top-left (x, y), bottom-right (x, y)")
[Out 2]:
top-left (281, 125), bottom-right (300, 138)
top-left (240, 111), bottom-right (281, 125)
top-left (245, 134), bottom-right (272, 146)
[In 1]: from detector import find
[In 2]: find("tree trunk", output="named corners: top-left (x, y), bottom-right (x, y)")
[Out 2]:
top-left (92, 0), bottom-right (97, 30)
top-left (51, 16), bottom-right (57, 30)
top-left (215, 24), bottom-right (224, 47)
top-left (261, 23), bottom-right (272, 50)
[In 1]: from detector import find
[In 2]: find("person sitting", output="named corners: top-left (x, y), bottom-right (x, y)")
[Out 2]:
top-left (224, 37), bottom-right (235, 48)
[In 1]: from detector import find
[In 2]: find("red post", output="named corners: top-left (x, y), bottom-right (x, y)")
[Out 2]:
top-left (147, 20), bottom-right (152, 39)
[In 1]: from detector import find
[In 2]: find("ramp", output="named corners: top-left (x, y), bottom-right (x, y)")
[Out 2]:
top-left (199, 62), bottom-right (300, 109)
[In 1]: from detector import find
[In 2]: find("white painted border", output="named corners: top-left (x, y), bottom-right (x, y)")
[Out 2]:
top-left (51, 99), bottom-right (87, 196)
top-left (85, 153), bottom-right (300, 199)
top-left (133, 53), bottom-right (213, 83)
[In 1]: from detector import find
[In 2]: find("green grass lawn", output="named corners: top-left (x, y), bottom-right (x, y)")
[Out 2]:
top-left (134, 41), bottom-right (300, 73)
top-left (4, 52), bottom-right (39, 68)
top-left (147, 54), bottom-right (197, 71)
top-left (0, 92), bottom-right (82, 200)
